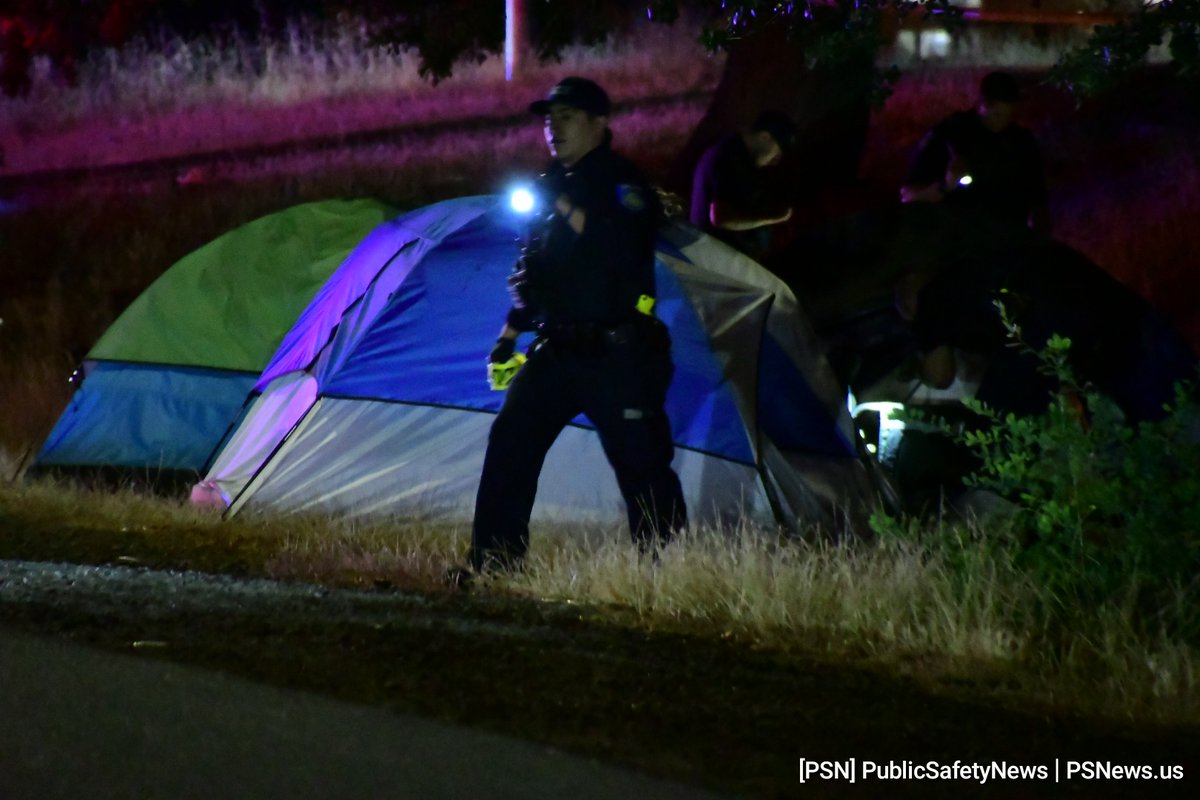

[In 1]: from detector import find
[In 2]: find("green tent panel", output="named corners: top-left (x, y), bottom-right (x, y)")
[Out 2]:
top-left (89, 198), bottom-right (397, 372)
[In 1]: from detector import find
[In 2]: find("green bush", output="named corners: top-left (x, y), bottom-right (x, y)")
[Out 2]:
top-left (876, 317), bottom-right (1200, 640)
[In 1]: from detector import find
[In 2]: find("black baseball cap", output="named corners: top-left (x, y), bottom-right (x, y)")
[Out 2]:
top-left (529, 76), bottom-right (612, 116)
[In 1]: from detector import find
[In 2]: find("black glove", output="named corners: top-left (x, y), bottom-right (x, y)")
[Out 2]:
top-left (489, 337), bottom-right (516, 364)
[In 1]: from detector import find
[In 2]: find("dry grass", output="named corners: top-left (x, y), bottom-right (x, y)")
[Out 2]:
top-left (265, 518), bottom-right (469, 593)
top-left (0, 15), bottom-right (722, 174)
top-left (508, 526), bottom-right (1024, 659)
top-left (5, 474), bottom-right (1193, 725)
top-left (493, 524), bottom-right (1199, 724)
top-left (191, 96), bottom-right (707, 198)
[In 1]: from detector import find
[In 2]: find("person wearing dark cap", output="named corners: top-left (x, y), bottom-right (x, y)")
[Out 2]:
top-left (465, 76), bottom-right (687, 578)
top-left (689, 109), bottom-right (798, 260)
top-left (901, 71), bottom-right (1051, 234)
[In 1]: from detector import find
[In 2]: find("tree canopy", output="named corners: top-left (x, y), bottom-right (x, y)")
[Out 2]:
top-left (1048, 0), bottom-right (1200, 95)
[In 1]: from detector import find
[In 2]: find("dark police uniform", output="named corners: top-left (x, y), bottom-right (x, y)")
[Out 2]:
top-left (906, 110), bottom-right (1047, 229)
top-left (471, 143), bottom-right (688, 571)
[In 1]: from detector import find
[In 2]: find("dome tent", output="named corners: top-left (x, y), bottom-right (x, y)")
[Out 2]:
top-left (35, 198), bottom-right (396, 473)
top-left (36, 196), bottom-right (876, 532)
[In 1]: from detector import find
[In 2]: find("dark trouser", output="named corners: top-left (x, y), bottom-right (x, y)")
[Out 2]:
top-left (471, 327), bottom-right (687, 571)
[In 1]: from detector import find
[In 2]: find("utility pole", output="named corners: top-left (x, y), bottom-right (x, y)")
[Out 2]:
top-left (505, 0), bottom-right (527, 81)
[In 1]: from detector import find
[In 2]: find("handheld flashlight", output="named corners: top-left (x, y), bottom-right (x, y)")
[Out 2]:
top-left (509, 186), bottom-right (537, 214)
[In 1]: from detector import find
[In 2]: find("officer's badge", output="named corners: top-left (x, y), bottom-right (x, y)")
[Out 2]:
top-left (616, 184), bottom-right (646, 212)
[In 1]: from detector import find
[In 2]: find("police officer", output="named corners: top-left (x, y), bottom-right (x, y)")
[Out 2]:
top-left (469, 76), bottom-right (687, 574)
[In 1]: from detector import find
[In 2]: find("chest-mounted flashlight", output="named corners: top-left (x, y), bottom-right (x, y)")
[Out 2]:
top-left (509, 186), bottom-right (537, 214)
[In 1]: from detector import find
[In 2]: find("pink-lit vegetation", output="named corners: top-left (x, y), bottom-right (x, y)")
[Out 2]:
top-left (0, 16), bottom-right (723, 173)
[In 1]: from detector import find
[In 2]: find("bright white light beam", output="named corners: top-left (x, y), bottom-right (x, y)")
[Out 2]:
top-left (509, 187), bottom-right (536, 213)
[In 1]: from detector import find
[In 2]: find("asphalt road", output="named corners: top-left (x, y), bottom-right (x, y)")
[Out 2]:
top-left (0, 629), bottom-right (729, 800)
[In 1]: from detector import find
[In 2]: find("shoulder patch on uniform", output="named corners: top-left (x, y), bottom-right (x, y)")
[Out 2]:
top-left (616, 183), bottom-right (646, 212)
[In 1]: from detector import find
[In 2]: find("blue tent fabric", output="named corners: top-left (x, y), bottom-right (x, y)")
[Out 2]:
top-left (320, 216), bottom-right (754, 463)
top-left (37, 363), bottom-right (256, 470)
top-left (33, 198), bottom-right (393, 474)
top-left (258, 196), bottom-right (499, 392)
top-left (758, 335), bottom-right (854, 457)
top-left (319, 210), bottom-right (518, 413)
top-left (36, 195), bottom-right (872, 530)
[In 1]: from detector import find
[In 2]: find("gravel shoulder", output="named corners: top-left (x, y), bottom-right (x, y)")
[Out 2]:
top-left (2, 559), bottom-right (1198, 799)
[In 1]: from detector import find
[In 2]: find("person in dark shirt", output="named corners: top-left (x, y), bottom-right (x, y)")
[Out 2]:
top-left (467, 77), bottom-right (687, 576)
top-left (902, 71), bottom-right (1050, 235)
top-left (689, 110), bottom-right (797, 259)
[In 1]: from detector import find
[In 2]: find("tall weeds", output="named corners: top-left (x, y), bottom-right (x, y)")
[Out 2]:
top-left (0, 15), bottom-right (722, 173)
top-left (260, 515), bottom-right (1190, 723)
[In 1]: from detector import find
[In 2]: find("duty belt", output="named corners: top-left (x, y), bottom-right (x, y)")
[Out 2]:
top-left (536, 321), bottom-right (639, 350)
